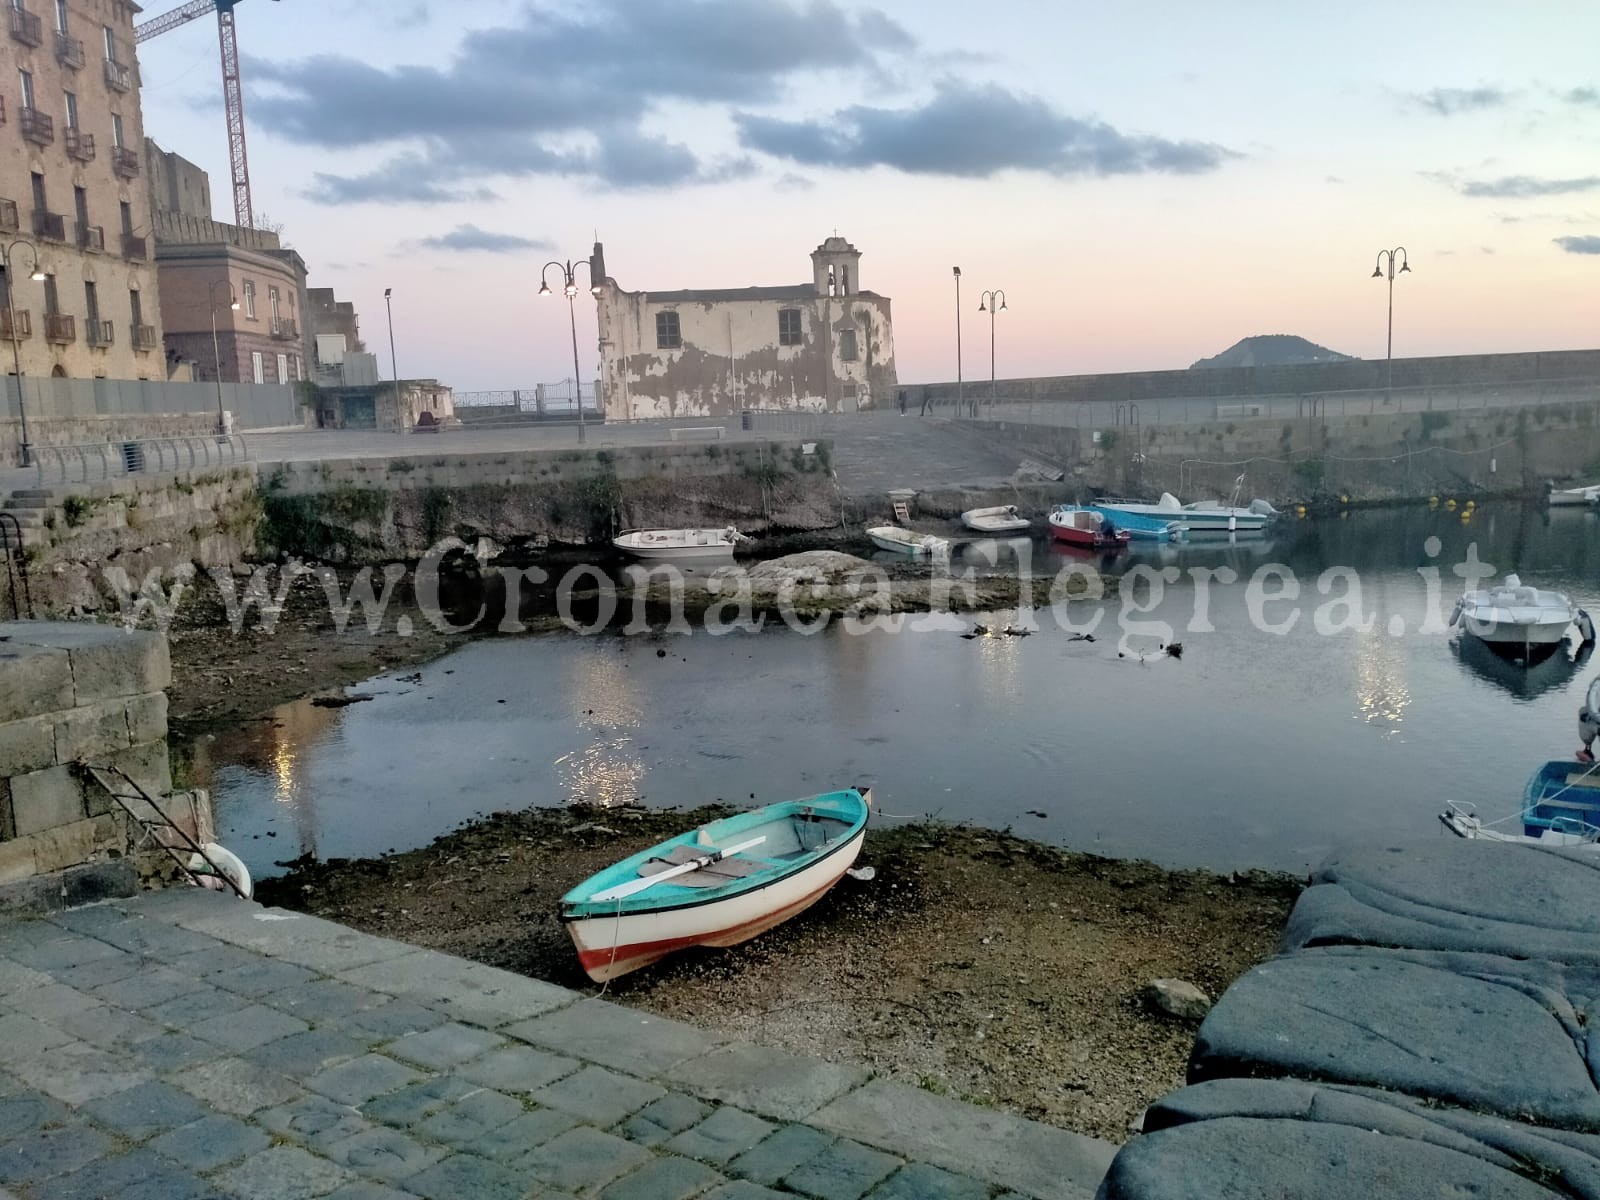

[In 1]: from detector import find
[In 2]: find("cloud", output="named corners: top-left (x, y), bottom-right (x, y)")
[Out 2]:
top-left (734, 82), bottom-right (1236, 179)
top-left (419, 224), bottom-right (553, 253)
top-left (775, 172), bottom-right (815, 191)
top-left (1410, 86), bottom-right (1509, 115)
top-left (1563, 87), bottom-right (1600, 106)
top-left (1458, 175), bottom-right (1600, 198)
top-left (248, 0), bottom-right (913, 198)
top-left (1555, 235), bottom-right (1600, 255)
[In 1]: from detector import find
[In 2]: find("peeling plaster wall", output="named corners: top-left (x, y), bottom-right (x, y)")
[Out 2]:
top-left (596, 289), bottom-right (896, 420)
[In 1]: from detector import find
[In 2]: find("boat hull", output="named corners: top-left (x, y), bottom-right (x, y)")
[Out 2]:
top-left (564, 828), bottom-right (864, 982)
top-left (613, 529), bottom-right (743, 558)
top-left (1047, 515), bottom-right (1129, 549)
top-left (961, 506), bottom-right (1030, 533)
top-left (867, 529), bottom-right (948, 556)
top-left (1086, 505), bottom-right (1182, 541)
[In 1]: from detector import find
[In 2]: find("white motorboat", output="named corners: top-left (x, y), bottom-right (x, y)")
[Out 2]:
top-left (613, 527), bottom-right (747, 559)
top-left (867, 526), bottom-right (950, 557)
top-left (1094, 493), bottom-right (1275, 533)
top-left (1450, 574), bottom-right (1586, 654)
top-left (961, 505), bottom-right (1030, 534)
top-left (1549, 483), bottom-right (1600, 507)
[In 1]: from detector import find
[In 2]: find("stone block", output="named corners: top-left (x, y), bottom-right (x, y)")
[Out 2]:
top-left (172, 1056), bottom-right (305, 1116)
top-left (325, 1125), bottom-right (444, 1183)
top-left (28, 817), bottom-right (118, 874)
top-left (10, 765), bottom-right (87, 836)
top-left (458, 1107), bottom-right (580, 1161)
top-left (383, 1022), bottom-right (504, 1070)
top-left (101, 740), bottom-right (173, 804)
top-left (405, 1153), bottom-right (540, 1200)
top-left (505, 997), bottom-right (726, 1076)
top-left (82, 1080), bottom-right (210, 1140)
top-left (148, 1113), bottom-right (271, 1172)
top-left (0, 833), bottom-right (34, 885)
top-left (533, 1065), bottom-right (666, 1127)
top-left (0, 1125), bottom-right (114, 1188)
top-left (600, 1155), bottom-right (724, 1200)
top-left (52, 625), bottom-right (170, 703)
top-left (0, 640), bottom-right (74, 723)
top-left (53, 698), bottom-right (133, 764)
top-left (519, 1126), bottom-right (653, 1194)
top-left (124, 692), bottom-right (168, 745)
top-left (664, 1106), bottom-right (774, 1164)
top-left (781, 1136), bottom-right (900, 1199)
top-left (454, 1044), bottom-right (577, 1095)
top-left (413, 1088), bottom-right (525, 1146)
top-left (0, 714), bottom-right (59, 775)
top-left (213, 1145), bottom-right (354, 1200)
top-left (305, 1054), bottom-right (426, 1106)
top-left (673, 1042), bottom-right (867, 1121)
top-left (0, 777), bottom-right (12, 839)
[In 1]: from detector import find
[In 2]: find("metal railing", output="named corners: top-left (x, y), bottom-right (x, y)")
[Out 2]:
top-left (43, 313), bottom-right (74, 344)
top-left (0, 198), bottom-right (14, 234)
top-left (271, 319), bottom-right (298, 340)
top-left (130, 323), bottom-right (156, 350)
top-left (85, 318), bottom-right (113, 347)
top-left (111, 145), bottom-right (139, 178)
top-left (64, 127), bottom-right (94, 162)
top-left (103, 57), bottom-right (131, 92)
top-left (19, 106), bottom-right (54, 146)
top-left (54, 29), bottom-right (83, 68)
top-left (78, 223), bottom-right (104, 252)
top-left (122, 232), bottom-right (147, 260)
top-left (0, 513), bottom-right (31, 621)
top-left (33, 209), bottom-right (65, 241)
top-left (9, 7), bottom-right (42, 46)
top-left (1, 308), bottom-right (32, 340)
top-left (32, 434), bottom-right (252, 485)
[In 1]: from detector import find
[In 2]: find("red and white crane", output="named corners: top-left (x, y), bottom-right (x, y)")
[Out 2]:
top-left (134, 0), bottom-right (278, 230)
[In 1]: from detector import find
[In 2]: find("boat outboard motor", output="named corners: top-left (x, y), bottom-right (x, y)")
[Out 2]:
top-left (1579, 675), bottom-right (1600, 763)
top-left (1579, 609), bottom-right (1597, 647)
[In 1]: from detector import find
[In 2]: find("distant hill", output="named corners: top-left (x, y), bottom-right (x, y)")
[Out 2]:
top-left (1190, 335), bottom-right (1356, 370)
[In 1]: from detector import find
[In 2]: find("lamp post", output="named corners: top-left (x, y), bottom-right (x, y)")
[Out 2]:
top-left (952, 266), bottom-right (964, 416)
top-left (1371, 247), bottom-right (1410, 393)
top-left (384, 287), bottom-right (400, 422)
top-left (978, 289), bottom-right (1007, 412)
top-left (538, 258), bottom-right (601, 444)
top-left (208, 279), bottom-right (240, 436)
top-left (2, 240), bottom-right (46, 467)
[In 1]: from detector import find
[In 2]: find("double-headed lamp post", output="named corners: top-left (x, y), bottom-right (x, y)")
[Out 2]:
top-left (208, 279), bottom-right (240, 436)
top-left (1371, 247), bottom-right (1410, 392)
top-left (538, 259), bottom-right (601, 444)
top-left (952, 266), bottom-right (963, 416)
top-left (3, 240), bottom-right (47, 467)
top-left (978, 289), bottom-right (1007, 411)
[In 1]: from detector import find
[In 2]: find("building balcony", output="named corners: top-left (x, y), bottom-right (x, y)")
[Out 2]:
top-left (19, 107), bottom-right (54, 147)
top-left (64, 127), bottom-right (95, 163)
top-left (9, 8), bottom-right (42, 48)
top-left (111, 146), bottom-right (139, 179)
top-left (44, 313), bottom-right (75, 344)
top-left (103, 58), bottom-right (131, 93)
top-left (0, 199), bottom-right (17, 235)
top-left (32, 210), bottom-right (66, 242)
top-left (121, 232), bottom-right (147, 260)
top-left (54, 30), bottom-right (84, 69)
top-left (85, 318), bottom-right (113, 347)
top-left (271, 319), bottom-right (298, 341)
top-left (0, 309), bottom-right (32, 341)
top-left (131, 323), bottom-right (157, 351)
top-left (78, 223), bottom-right (104, 252)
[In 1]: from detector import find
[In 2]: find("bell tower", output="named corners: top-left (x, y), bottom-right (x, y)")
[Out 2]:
top-left (811, 235), bottom-right (862, 297)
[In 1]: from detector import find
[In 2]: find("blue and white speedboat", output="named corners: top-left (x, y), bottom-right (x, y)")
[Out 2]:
top-left (1095, 493), bottom-right (1274, 534)
top-left (1086, 504), bottom-right (1184, 541)
top-left (1440, 760), bottom-right (1600, 848)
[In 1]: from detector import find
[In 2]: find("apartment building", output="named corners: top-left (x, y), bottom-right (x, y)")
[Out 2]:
top-left (1, 0), bottom-right (163, 379)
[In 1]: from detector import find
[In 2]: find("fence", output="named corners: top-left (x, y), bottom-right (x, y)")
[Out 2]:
top-left (455, 380), bottom-right (601, 419)
top-left (31, 434), bottom-right (252, 484)
top-left (1, 375), bottom-right (300, 429)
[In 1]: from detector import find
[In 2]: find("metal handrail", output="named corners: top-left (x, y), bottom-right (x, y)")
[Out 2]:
top-left (0, 512), bottom-right (31, 620)
top-left (32, 433), bottom-right (252, 484)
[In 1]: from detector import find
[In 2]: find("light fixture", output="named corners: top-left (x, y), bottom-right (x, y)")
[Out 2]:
top-left (384, 287), bottom-right (392, 298)
top-left (590, 283), bottom-right (603, 296)
top-left (952, 266), bottom-right (960, 277)
top-left (1399, 261), bottom-right (1411, 274)
top-left (230, 300), bottom-right (240, 310)
top-left (978, 298), bottom-right (987, 312)
top-left (564, 283), bottom-right (578, 299)
top-left (538, 280), bottom-right (552, 296)
top-left (1371, 267), bottom-right (1382, 278)
top-left (29, 266), bottom-right (45, 282)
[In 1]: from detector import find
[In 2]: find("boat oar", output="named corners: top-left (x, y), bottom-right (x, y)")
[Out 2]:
top-left (591, 836), bottom-right (767, 903)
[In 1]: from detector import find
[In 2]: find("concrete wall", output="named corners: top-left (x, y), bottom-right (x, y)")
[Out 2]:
top-left (144, 139), bottom-right (212, 221)
top-left (0, 621), bottom-right (209, 912)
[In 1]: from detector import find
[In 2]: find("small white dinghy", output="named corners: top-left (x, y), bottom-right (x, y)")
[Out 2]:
top-left (188, 843), bottom-right (253, 899)
top-left (613, 527), bottom-right (747, 559)
top-left (1549, 483), bottom-right (1600, 507)
top-left (1451, 573), bottom-right (1587, 655)
top-left (866, 526), bottom-right (950, 557)
top-left (961, 505), bottom-right (1030, 534)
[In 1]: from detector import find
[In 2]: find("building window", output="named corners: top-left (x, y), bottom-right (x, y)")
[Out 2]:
top-left (838, 327), bottom-right (858, 361)
top-left (102, 26), bottom-right (116, 62)
top-left (31, 172), bottom-right (47, 213)
top-left (276, 352), bottom-right (287, 382)
top-left (111, 112), bottom-right (123, 148)
top-left (18, 70), bottom-right (34, 110)
top-left (243, 280), bottom-right (256, 319)
top-left (129, 288), bottom-right (142, 330)
top-left (55, 0), bottom-right (66, 33)
top-left (269, 286), bottom-right (280, 332)
top-left (42, 275), bottom-right (58, 315)
top-left (63, 91), bottom-right (77, 129)
top-left (251, 351), bottom-right (264, 384)
top-left (293, 354), bottom-right (302, 381)
top-left (655, 311), bottom-right (681, 350)
top-left (778, 308), bottom-right (803, 346)
top-left (84, 280), bottom-right (98, 325)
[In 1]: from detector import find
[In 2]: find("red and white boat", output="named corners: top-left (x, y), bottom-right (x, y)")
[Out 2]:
top-left (559, 788), bottom-right (871, 982)
top-left (1048, 505), bottom-right (1131, 549)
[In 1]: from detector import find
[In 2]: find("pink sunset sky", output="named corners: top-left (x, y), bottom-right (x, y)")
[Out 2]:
top-left (135, 0), bottom-right (1600, 391)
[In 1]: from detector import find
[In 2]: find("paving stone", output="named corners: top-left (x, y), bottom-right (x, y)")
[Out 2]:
top-left (172, 1055), bottom-right (305, 1116)
top-left (169, 905), bottom-right (415, 975)
top-left (209, 957), bottom-right (318, 998)
top-left (702, 1185), bottom-right (792, 1200)
top-left (323, 1186), bottom-right (423, 1200)
top-left (305, 1054), bottom-right (427, 1106)
top-left (339, 1000), bottom-right (447, 1042)
top-left (47, 1146), bottom-right (170, 1197)
top-left (82, 1080), bottom-right (210, 1139)
top-left (214, 1145), bottom-right (356, 1200)
top-left (9, 1040), bottom-right (153, 1104)
top-left (0, 1124), bottom-right (113, 1186)
top-left (148, 1113), bottom-right (272, 1171)
top-left (0, 1091), bottom-right (72, 1138)
top-left (142, 984), bottom-right (252, 1028)
top-left (404, 1153), bottom-right (539, 1200)
top-left (413, 1088), bottom-right (525, 1146)
top-left (80, 918), bottom-right (221, 960)
top-left (50, 952), bottom-right (148, 990)
top-left (458, 1107), bottom-right (581, 1161)
top-left (382, 1022), bottom-right (504, 1070)
top-left (618, 1092), bottom-right (715, 1147)
top-left (533, 1064), bottom-right (666, 1126)
top-left (664, 1105), bottom-right (775, 1164)
top-left (165, 943), bottom-right (264, 979)
top-left (0, 957), bottom-right (53, 996)
top-left (120, 1165), bottom-right (222, 1200)
top-left (264, 979), bottom-right (394, 1023)
top-left (673, 1042), bottom-right (867, 1120)
top-left (337, 951), bottom-right (576, 1027)
top-left (864, 1163), bottom-right (993, 1200)
top-left (121, 1031), bottom-right (223, 1072)
top-left (325, 1126), bottom-right (445, 1183)
top-left (518, 1126), bottom-right (653, 1194)
top-left (189, 1002), bottom-right (310, 1052)
top-left (359, 1076), bottom-right (478, 1127)
top-left (505, 998), bottom-right (725, 1076)
top-left (258, 1094), bottom-right (373, 1149)
top-left (244, 1028), bottom-right (368, 1079)
top-left (46, 1002), bottom-right (166, 1049)
top-left (0, 1013), bottom-right (74, 1067)
top-left (728, 1124), bottom-right (838, 1186)
top-left (5, 981), bottom-right (104, 1022)
top-left (90, 965), bottom-right (206, 1010)
top-left (600, 1155), bottom-right (725, 1200)
top-left (784, 1138), bottom-right (902, 1200)
top-left (455, 1045), bottom-right (578, 1095)
top-left (7, 936), bottom-right (126, 975)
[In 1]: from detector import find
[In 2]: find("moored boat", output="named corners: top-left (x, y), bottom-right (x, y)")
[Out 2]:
top-left (1047, 505), bottom-right (1130, 549)
top-left (1086, 504), bottom-right (1184, 541)
top-left (1549, 483), bottom-right (1600, 507)
top-left (961, 505), bottom-right (1030, 534)
top-left (1450, 574), bottom-right (1586, 655)
top-left (1440, 760), bottom-right (1600, 849)
top-left (1095, 493), bottom-right (1274, 533)
top-left (560, 788), bottom-right (872, 981)
top-left (866, 526), bottom-right (950, 557)
top-left (613, 527), bottom-right (747, 559)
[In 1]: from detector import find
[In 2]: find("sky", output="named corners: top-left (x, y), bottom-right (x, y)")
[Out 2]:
top-left (133, 0), bottom-right (1600, 393)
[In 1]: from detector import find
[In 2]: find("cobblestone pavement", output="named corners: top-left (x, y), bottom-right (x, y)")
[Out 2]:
top-left (0, 888), bottom-right (1113, 1199)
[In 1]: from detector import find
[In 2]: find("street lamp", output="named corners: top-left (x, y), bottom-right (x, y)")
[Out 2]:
top-left (538, 259), bottom-right (602, 444)
top-left (2, 240), bottom-right (46, 467)
top-left (1371, 247), bottom-right (1411, 393)
top-left (383, 287), bottom-right (401, 424)
top-left (978, 289), bottom-right (1007, 412)
top-left (208, 279), bottom-right (240, 436)
top-left (952, 266), bottom-right (964, 417)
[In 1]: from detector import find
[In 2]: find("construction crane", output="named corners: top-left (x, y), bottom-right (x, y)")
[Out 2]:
top-left (134, 0), bottom-right (278, 231)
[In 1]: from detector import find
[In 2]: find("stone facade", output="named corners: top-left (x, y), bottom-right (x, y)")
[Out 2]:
top-left (0, 0), bottom-right (164, 381)
top-left (593, 236), bottom-right (897, 420)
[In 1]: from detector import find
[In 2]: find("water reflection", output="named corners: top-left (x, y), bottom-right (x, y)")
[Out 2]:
top-left (559, 645), bottom-right (646, 807)
top-left (1453, 633), bottom-right (1593, 701)
top-left (1353, 629), bottom-right (1411, 736)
